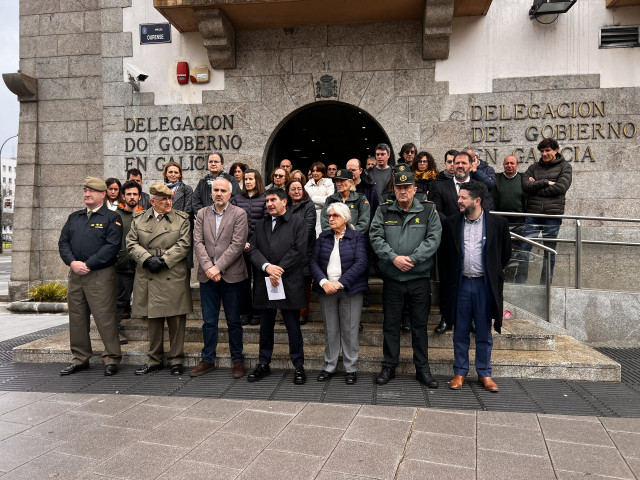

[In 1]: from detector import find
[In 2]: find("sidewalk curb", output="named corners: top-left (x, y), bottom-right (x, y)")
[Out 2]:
top-left (7, 300), bottom-right (68, 313)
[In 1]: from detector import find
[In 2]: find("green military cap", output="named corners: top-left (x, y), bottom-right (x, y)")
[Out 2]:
top-left (83, 177), bottom-right (107, 192)
top-left (149, 182), bottom-right (172, 196)
top-left (393, 163), bottom-right (410, 174)
top-left (394, 171), bottom-right (415, 186)
top-left (334, 169), bottom-right (353, 180)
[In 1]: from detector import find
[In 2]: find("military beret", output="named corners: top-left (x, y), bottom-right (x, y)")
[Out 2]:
top-left (83, 177), bottom-right (107, 192)
top-left (393, 163), bottom-right (410, 174)
top-left (149, 182), bottom-right (172, 196)
top-left (334, 169), bottom-right (353, 180)
top-left (394, 171), bottom-right (415, 186)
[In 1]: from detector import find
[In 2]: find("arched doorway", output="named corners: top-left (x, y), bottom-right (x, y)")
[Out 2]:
top-left (264, 102), bottom-right (394, 177)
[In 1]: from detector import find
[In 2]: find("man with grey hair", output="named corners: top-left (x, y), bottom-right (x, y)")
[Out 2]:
top-left (465, 147), bottom-right (496, 208)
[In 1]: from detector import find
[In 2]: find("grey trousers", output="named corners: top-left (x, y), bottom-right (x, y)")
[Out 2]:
top-left (318, 290), bottom-right (363, 373)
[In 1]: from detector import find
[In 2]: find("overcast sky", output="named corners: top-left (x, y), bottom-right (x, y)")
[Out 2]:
top-left (0, 3), bottom-right (19, 159)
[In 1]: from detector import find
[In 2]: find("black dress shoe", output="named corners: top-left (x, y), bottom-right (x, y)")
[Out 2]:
top-left (171, 364), bottom-right (184, 376)
top-left (416, 371), bottom-right (438, 388)
top-left (248, 364), bottom-right (271, 382)
top-left (376, 366), bottom-right (396, 385)
top-left (135, 364), bottom-right (163, 375)
top-left (60, 363), bottom-right (89, 376)
top-left (345, 372), bottom-right (357, 385)
top-left (293, 365), bottom-right (306, 385)
top-left (104, 364), bottom-right (119, 376)
top-left (299, 316), bottom-right (308, 325)
top-left (434, 318), bottom-right (451, 334)
top-left (317, 370), bottom-right (335, 382)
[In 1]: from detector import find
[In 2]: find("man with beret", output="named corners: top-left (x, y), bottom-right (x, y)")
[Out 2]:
top-left (127, 182), bottom-right (193, 376)
top-left (319, 169), bottom-right (370, 234)
top-left (58, 177), bottom-right (123, 376)
top-left (370, 171), bottom-right (442, 387)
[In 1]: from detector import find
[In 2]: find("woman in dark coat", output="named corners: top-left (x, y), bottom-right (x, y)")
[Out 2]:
top-left (309, 202), bottom-right (369, 385)
top-left (412, 151), bottom-right (438, 195)
top-left (287, 179), bottom-right (317, 324)
top-left (232, 169), bottom-right (267, 325)
top-left (163, 161), bottom-right (194, 267)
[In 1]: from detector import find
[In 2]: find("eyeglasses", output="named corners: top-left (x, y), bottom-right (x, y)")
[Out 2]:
top-left (325, 214), bottom-right (341, 219)
top-left (406, 150), bottom-right (416, 155)
top-left (274, 174), bottom-right (285, 178)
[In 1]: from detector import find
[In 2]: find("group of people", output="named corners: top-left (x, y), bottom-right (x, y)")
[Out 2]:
top-left (58, 137), bottom-right (572, 392)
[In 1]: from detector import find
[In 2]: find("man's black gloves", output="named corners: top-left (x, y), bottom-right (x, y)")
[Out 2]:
top-left (142, 256), bottom-right (166, 274)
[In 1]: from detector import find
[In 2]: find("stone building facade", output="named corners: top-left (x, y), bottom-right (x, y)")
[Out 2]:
top-left (5, 0), bottom-right (640, 299)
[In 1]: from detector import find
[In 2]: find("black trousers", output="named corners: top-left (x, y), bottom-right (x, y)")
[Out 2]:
top-left (258, 308), bottom-right (304, 367)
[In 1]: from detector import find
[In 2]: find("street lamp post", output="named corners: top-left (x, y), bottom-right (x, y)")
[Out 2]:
top-left (0, 135), bottom-right (18, 254)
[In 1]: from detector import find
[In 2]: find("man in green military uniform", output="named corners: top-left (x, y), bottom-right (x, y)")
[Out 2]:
top-left (58, 177), bottom-right (123, 376)
top-left (127, 182), bottom-right (193, 376)
top-left (319, 169), bottom-right (370, 234)
top-left (370, 171), bottom-right (442, 388)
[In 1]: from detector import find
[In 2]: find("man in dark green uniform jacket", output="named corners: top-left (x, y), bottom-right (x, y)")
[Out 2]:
top-left (58, 177), bottom-right (123, 376)
top-left (370, 171), bottom-right (442, 388)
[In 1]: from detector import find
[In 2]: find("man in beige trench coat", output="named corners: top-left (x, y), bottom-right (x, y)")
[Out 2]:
top-left (127, 182), bottom-right (193, 376)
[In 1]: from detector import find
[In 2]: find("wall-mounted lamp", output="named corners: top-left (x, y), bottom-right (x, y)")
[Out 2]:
top-left (529, 0), bottom-right (577, 19)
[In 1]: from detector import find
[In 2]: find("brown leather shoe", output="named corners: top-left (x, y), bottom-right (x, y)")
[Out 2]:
top-left (189, 361), bottom-right (215, 377)
top-left (479, 376), bottom-right (499, 392)
top-left (448, 375), bottom-right (465, 390)
top-left (232, 361), bottom-right (245, 378)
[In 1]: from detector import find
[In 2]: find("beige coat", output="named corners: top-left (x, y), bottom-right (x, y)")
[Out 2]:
top-left (126, 208), bottom-right (193, 318)
top-left (194, 204), bottom-right (248, 284)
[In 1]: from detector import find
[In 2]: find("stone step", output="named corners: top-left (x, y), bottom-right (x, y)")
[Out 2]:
top-left (106, 317), bottom-right (555, 351)
top-left (12, 331), bottom-right (620, 381)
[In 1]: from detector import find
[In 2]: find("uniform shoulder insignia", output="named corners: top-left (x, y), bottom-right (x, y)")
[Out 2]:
top-left (175, 210), bottom-right (189, 219)
top-left (133, 210), bottom-right (145, 218)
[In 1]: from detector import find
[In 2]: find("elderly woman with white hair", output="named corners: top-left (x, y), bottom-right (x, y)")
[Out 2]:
top-left (309, 202), bottom-right (369, 384)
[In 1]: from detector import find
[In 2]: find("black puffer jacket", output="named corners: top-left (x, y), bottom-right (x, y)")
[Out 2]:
top-left (522, 154), bottom-right (572, 215)
top-left (232, 192), bottom-right (267, 242)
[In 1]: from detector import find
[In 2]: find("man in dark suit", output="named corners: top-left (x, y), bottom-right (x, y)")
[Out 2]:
top-left (248, 188), bottom-right (308, 384)
top-left (440, 180), bottom-right (511, 392)
top-left (191, 177), bottom-right (249, 379)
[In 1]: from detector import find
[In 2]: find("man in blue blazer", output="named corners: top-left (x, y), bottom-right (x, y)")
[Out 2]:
top-left (440, 180), bottom-right (511, 392)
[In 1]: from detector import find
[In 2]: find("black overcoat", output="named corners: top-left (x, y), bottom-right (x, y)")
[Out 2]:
top-left (249, 210), bottom-right (308, 310)
top-left (439, 210), bottom-right (512, 333)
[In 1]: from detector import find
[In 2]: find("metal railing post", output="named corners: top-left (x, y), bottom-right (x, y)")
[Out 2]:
top-left (575, 219), bottom-right (582, 289)
top-left (546, 254), bottom-right (552, 322)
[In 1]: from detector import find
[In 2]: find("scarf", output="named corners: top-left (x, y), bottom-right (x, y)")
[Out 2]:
top-left (414, 170), bottom-right (438, 182)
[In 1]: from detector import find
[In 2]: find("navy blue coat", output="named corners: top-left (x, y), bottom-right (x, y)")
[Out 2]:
top-left (309, 229), bottom-right (369, 296)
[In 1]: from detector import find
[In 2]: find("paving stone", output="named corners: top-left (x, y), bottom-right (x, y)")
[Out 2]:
top-left (0, 392), bottom-right (54, 415)
top-left (324, 439), bottom-right (404, 480)
top-left (46, 393), bottom-right (101, 405)
top-left (343, 415), bottom-right (411, 446)
top-left (267, 423), bottom-right (344, 457)
top-left (292, 403), bottom-right (360, 429)
top-left (625, 457), bottom-right (640, 478)
top-left (24, 411), bottom-right (102, 439)
top-left (102, 403), bottom-right (183, 430)
top-left (182, 432), bottom-right (270, 469)
top-left (91, 441), bottom-right (185, 480)
top-left (554, 471), bottom-right (624, 479)
top-left (538, 415), bottom-right (614, 447)
top-left (73, 394), bottom-right (148, 416)
top-left (477, 410), bottom-right (540, 430)
top-left (357, 405), bottom-right (417, 422)
top-left (397, 459), bottom-right (476, 480)
top-left (219, 409), bottom-right (294, 439)
top-left (53, 424), bottom-right (144, 459)
top-left (141, 396), bottom-right (201, 409)
top-left (155, 459), bottom-right (241, 480)
top-left (546, 440), bottom-right (635, 479)
top-left (0, 451), bottom-right (98, 480)
top-left (413, 408), bottom-right (476, 437)
top-left (608, 431), bottom-right (640, 459)
top-left (143, 416), bottom-right (223, 448)
top-left (179, 398), bottom-right (253, 422)
top-left (315, 473), bottom-right (379, 480)
top-left (247, 400), bottom-right (306, 415)
top-left (0, 421), bottom-right (30, 442)
top-left (600, 417), bottom-right (640, 434)
top-left (404, 431), bottom-right (476, 468)
top-left (477, 423), bottom-right (548, 457)
top-left (236, 449), bottom-right (325, 480)
top-left (477, 448), bottom-right (555, 480)
top-left (0, 400), bottom-right (73, 425)
top-left (0, 433), bottom-right (62, 472)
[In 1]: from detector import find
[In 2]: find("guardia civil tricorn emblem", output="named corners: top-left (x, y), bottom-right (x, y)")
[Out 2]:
top-left (316, 75), bottom-right (338, 98)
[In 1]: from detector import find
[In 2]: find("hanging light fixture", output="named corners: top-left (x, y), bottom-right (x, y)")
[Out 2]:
top-left (529, 0), bottom-right (577, 19)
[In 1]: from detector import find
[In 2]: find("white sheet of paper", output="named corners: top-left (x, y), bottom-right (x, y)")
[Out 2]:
top-left (265, 277), bottom-right (286, 300)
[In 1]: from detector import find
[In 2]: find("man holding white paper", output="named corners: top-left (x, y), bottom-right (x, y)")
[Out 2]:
top-left (248, 188), bottom-right (309, 384)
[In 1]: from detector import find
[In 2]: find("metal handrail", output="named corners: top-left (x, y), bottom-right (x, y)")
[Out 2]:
top-left (494, 211), bottom-right (640, 289)
top-left (510, 232), bottom-right (557, 322)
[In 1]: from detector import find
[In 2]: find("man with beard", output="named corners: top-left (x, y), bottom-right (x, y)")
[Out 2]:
top-left (114, 180), bottom-right (144, 344)
top-left (440, 180), bottom-right (511, 392)
top-left (192, 152), bottom-right (240, 215)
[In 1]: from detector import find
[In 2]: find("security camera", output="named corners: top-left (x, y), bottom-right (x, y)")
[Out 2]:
top-left (126, 63), bottom-right (149, 91)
